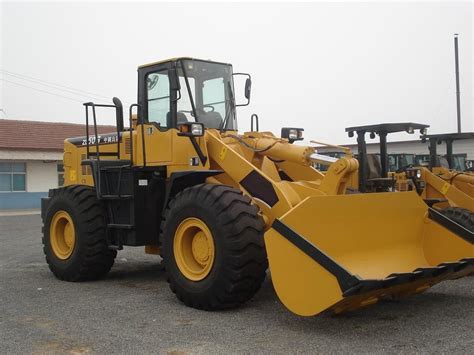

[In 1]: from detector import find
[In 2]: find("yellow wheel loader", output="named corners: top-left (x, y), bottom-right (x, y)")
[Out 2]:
top-left (344, 124), bottom-right (473, 213)
top-left (420, 132), bottom-right (474, 209)
top-left (41, 58), bottom-right (474, 317)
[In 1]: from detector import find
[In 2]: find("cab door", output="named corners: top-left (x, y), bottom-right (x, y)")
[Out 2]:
top-left (136, 64), bottom-right (175, 165)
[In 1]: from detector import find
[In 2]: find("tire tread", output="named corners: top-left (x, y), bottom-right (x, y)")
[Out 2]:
top-left (42, 185), bottom-right (116, 281)
top-left (161, 183), bottom-right (267, 310)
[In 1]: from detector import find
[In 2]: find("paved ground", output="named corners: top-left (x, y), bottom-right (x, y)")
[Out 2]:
top-left (1, 214), bottom-right (473, 354)
top-left (0, 209), bottom-right (40, 217)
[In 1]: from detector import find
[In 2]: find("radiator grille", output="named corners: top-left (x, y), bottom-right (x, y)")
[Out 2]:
top-left (124, 138), bottom-right (131, 155)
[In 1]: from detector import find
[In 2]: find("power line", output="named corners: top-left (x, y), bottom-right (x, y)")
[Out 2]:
top-left (1, 78), bottom-right (85, 103)
top-left (0, 69), bottom-right (111, 101)
top-left (0, 69), bottom-right (133, 106)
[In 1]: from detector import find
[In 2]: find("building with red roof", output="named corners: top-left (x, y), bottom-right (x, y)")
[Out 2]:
top-left (0, 119), bottom-right (114, 209)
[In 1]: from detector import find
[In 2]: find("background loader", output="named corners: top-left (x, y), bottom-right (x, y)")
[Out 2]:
top-left (41, 58), bottom-right (474, 317)
top-left (345, 124), bottom-right (473, 223)
top-left (420, 132), bottom-right (474, 206)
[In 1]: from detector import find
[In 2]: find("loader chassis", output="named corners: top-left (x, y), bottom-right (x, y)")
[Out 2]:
top-left (41, 58), bottom-right (474, 317)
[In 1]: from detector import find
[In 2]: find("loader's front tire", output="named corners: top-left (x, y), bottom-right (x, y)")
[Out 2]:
top-left (161, 184), bottom-right (267, 310)
top-left (439, 207), bottom-right (474, 232)
top-left (440, 207), bottom-right (474, 276)
top-left (42, 185), bottom-right (116, 281)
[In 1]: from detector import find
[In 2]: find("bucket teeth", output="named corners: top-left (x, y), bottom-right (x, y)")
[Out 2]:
top-left (343, 258), bottom-right (474, 298)
top-left (439, 259), bottom-right (473, 273)
top-left (413, 266), bottom-right (448, 278)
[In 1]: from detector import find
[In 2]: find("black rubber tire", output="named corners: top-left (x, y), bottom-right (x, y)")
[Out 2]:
top-left (440, 207), bottom-right (474, 276)
top-left (161, 183), bottom-right (268, 310)
top-left (42, 185), bottom-right (116, 281)
top-left (439, 207), bottom-right (474, 232)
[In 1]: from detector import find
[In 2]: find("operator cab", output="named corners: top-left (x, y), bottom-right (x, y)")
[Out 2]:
top-left (137, 58), bottom-right (251, 132)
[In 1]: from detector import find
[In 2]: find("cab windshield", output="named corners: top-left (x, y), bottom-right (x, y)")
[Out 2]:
top-left (176, 59), bottom-right (237, 130)
top-left (452, 155), bottom-right (466, 171)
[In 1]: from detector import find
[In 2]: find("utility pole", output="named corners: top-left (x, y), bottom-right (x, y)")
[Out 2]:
top-left (454, 33), bottom-right (461, 133)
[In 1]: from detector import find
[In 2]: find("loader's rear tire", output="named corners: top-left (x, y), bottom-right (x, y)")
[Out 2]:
top-left (161, 184), bottom-right (267, 310)
top-left (439, 207), bottom-right (474, 232)
top-left (42, 185), bottom-right (116, 281)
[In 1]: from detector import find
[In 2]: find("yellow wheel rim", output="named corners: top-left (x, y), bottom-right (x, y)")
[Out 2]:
top-left (50, 210), bottom-right (76, 260)
top-left (174, 217), bottom-right (215, 281)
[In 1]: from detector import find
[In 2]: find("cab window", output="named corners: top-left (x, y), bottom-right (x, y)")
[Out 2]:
top-left (203, 77), bottom-right (226, 121)
top-left (147, 71), bottom-right (170, 127)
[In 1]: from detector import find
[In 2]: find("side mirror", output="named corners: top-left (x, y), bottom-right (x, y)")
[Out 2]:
top-left (233, 73), bottom-right (251, 107)
top-left (244, 78), bottom-right (252, 100)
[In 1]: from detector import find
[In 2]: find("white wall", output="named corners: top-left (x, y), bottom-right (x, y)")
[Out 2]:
top-left (26, 160), bottom-right (59, 192)
top-left (0, 150), bottom-right (62, 160)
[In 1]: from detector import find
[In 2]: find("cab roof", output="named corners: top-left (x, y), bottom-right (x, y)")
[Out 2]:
top-left (345, 123), bottom-right (429, 135)
top-left (422, 132), bottom-right (474, 141)
top-left (138, 57), bottom-right (232, 69)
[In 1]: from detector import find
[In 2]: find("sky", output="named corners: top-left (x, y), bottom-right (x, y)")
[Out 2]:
top-left (0, 1), bottom-right (472, 144)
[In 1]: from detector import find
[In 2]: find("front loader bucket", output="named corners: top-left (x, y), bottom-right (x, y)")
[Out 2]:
top-left (264, 192), bottom-right (474, 316)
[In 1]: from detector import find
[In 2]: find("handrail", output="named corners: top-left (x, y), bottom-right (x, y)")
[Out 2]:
top-left (128, 105), bottom-right (135, 166)
top-left (251, 114), bottom-right (259, 132)
top-left (83, 101), bottom-right (122, 161)
top-left (92, 104), bottom-right (100, 161)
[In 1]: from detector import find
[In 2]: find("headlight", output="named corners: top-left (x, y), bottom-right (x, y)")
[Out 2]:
top-left (281, 127), bottom-right (304, 143)
top-left (407, 168), bottom-right (422, 179)
top-left (178, 122), bottom-right (205, 137)
top-left (288, 129), bottom-right (298, 140)
top-left (191, 123), bottom-right (203, 136)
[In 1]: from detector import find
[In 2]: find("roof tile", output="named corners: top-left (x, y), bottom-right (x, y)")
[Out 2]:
top-left (0, 119), bottom-right (116, 151)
